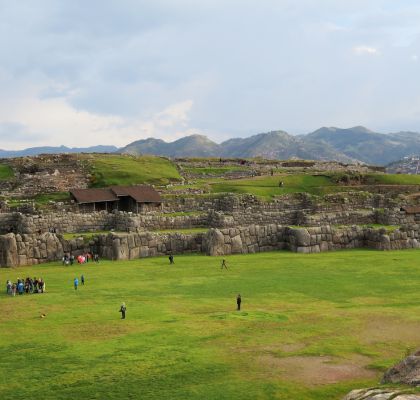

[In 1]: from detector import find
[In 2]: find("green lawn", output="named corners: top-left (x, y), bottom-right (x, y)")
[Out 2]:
top-left (183, 166), bottom-right (249, 175)
top-left (0, 163), bottom-right (13, 180)
top-left (365, 173), bottom-right (420, 185)
top-left (33, 191), bottom-right (70, 205)
top-left (210, 174), bottom-right (335, 198)
top-left (85, 154), bottom-right (181, 187)
top-left (1, 250), bottom-right (419, 400)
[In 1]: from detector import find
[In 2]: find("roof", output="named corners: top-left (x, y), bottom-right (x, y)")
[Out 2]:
top-left (70, 185), bottom-right (161, 204)
top-left (110, 185), bottom-right (162, 203)
top-left (70, 188), bottom-right (118, 204)
top-left (401, 206), bottom-right (420, 214)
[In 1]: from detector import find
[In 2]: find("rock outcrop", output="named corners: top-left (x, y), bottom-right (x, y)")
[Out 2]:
top-left (382, 351), bottom-right (420, 386)
top-left (344, 388), bottom-right (420, 399)
top-left (344, 351), bottom-right (420, 399)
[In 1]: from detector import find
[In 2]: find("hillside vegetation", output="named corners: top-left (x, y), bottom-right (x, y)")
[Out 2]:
top-left (83, 154), bottom-right (181, 187)
top-left (168, 171), bottom-right (420, 199)
top-left (0, 163), bottom-right (13, 180)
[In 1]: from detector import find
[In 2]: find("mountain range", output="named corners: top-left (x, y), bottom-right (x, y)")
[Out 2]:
top-left (0, 145), bottom-right (118, 158)
top-left (3, 126), bottom-right (420, 165)
top-left (120, 126), bottom-right (420, 165)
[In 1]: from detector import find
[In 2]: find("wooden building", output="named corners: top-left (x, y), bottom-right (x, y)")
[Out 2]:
top-left (70, 185), bottom-right (162, 213)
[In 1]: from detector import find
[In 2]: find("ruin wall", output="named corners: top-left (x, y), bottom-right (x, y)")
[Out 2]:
top-left (2, 224), bottom-right (420, 267)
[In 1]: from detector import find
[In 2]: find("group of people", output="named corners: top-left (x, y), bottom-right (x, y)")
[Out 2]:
top-left (6, 277), bottom-right (45, 296)
top-left (62, 253), bottom-right (99, 266)
top-left (4, 252), bottom-right (241, 318)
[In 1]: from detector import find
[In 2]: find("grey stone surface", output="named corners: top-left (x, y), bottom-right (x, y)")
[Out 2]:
top-left (382, 352), bottom-right (420, 386)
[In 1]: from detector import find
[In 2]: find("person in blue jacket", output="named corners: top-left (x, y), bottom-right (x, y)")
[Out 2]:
top-left (17, 280), bottom-right (24, 295)
top-left (74, 277), bottom-right (79, 290)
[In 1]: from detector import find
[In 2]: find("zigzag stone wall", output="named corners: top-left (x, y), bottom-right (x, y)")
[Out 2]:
top-left (2, 224), bottom-right (420, 267)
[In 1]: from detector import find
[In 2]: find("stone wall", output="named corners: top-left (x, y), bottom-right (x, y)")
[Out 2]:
top-left (93, 232), bottom-right (204, 261)
top-left (163, 192), bottom-right (402, 214)
top-left (2, 224), bottom-right (420, 267)
top-left (204, 224), bottom-right (420, 255)
top-left (375, 208), bottom-right (419, 226)
top-left (0, 231), bottom-right (204, 267)
top-left (0, 232), bottom-right (91, 267)
top-left (0, 211), bottom-right (210, 235)
top-left (1, 206), bottom-right (419, 237)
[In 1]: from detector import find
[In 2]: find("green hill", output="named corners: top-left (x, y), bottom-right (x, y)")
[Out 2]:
top-left (83, 154), bottom-right (181, 187)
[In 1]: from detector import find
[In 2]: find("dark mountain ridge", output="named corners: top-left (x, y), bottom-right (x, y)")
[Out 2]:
top-left (3, 126), bottom-right (420, 165)
top-left (0, 145), bottom-right (118, 158)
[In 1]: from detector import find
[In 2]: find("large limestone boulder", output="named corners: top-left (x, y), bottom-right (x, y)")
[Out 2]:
top-left (0, 233), bottom-right (18, 267)
top-left (382, 351), bottom-right (420, 386)
top-left (112, 236), bottom-right (129, 260)
top-left (292, 228), bottom-right (311, 247)
top-left (203, 228), bottom-right (226, 256)
top-left (231, 234), bottom-right (243, 253)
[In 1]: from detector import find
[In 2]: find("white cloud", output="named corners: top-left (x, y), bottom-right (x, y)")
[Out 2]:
top-left (411, 54), bottom-right (419, 61)
top-left (353, 45), bottom-right (380, 55)
top-left (0, 84), bottom-right (196, 149)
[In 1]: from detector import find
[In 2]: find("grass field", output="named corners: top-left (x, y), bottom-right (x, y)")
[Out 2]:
top-left (0, 164), bottom-right (13, 180)
top-left (1, 250), bottom-right (420, 400)
top-left (170, 172), bottom-right (420, 199)
top-left (84, 154), bottom-right (181, 187)
top-left (209, 174), bottom-right (336, 198)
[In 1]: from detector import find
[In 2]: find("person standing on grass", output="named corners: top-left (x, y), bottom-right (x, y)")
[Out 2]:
top-left (17, 280), bottom-right (24, 295)
top-left (119, 302), bottom-right (126, 319)
top-left (169, 254), bottom-right (174, 264)
top-left (221, 259), bottom-right (228, 270)
top-left (236, 294), bottom-right (242, 311)
top-left (6, 280), bottom-right (11, 295)
top-left (74, 277), bottom-right (79, 290)
top-left (81, 275), bottom-right (85, 285)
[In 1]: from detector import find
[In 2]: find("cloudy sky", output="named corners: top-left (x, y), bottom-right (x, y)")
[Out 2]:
top-left (1, 0), bottom-right (420, 149)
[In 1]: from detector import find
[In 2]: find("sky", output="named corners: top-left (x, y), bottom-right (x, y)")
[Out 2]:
top-left (1, 0), bottom-right (420, 149)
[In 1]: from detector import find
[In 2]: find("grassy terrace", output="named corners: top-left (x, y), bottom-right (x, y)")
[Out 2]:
top-left (83, 154), bottom-right (181, 187)
top-left (168, 172), bottom-right (420, 200)
top-left (1, 250), bottom-right (419, 400)
top-left (0, 163), bottom-right (13, 180)
top-left (182, 166), bottom-right (249, 175)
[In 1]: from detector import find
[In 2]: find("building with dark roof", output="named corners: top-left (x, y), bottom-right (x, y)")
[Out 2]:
top-left (70, 185), bottom-right (162, 213)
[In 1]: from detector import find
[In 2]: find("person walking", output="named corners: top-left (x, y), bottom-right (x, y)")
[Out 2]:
top-left (119, 302), bottom-right (126, 319)
top-left (74, 277), bottom-right (79, 290)
top-left (81, 275), bottom-right (85, 286)
top-left (221, 259), bottom-right (228, 270)
top-left (236, 294), bottom-right (242, 311)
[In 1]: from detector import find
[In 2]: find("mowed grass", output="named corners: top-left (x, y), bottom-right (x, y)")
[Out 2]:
top-left (1, 250), bottom-right (420, 400)
top-left (194, 173), bottom-right (420, 199)
top-left (85, 154), bottom-right (181, 187)
top-left (210, 174), bottom-right (335, 198)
